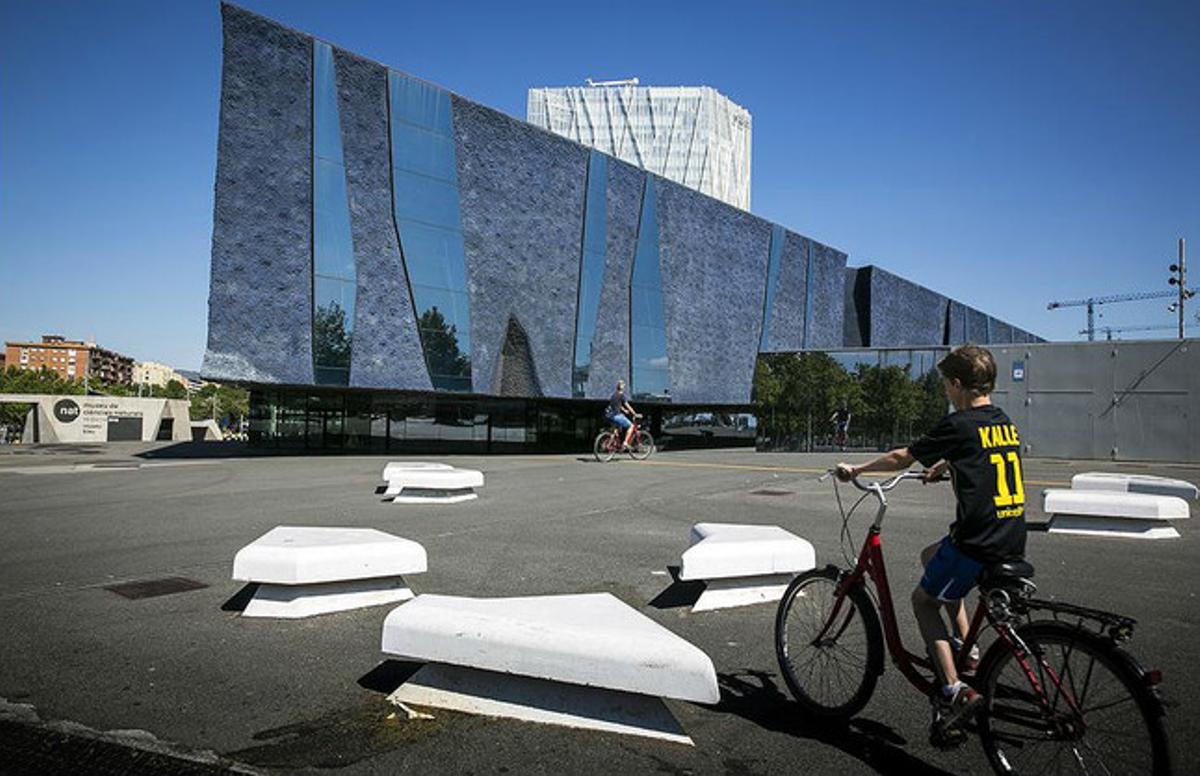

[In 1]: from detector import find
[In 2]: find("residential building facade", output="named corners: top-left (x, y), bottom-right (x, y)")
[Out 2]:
top-left (4, 335), bottom-right (135, 386)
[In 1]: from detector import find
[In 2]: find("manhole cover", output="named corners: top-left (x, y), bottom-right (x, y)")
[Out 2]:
top-left (750, 489), bottom-right (792, 497)
top-left (105, 577), bottom-right (208, 600)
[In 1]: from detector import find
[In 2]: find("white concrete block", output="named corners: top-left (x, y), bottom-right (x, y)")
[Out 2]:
top-left (1042, 490), bottom-right (1189, 521)
top-left (384, 467), bottom-right (485, 497)
top-left (380, 593), bottom-right (719, 704)
top-left (1071, 472), bottom-right (1198, 501)
top-left (232, 526), bottom-right (427, 585)
top-left (1048, 516), bottom-right (1181, 541)
top-left (388, 664), bottom-right (693, 745)
top-left (243, 578), bottom-right (415, 618)
top-left (690, 575), bottom-right (796, 613)
top-left (679, 523), bottom-right (815, 581)
top-left (382, 461), bottom-right (453, 481)
top-left (392, 492), bottom-right (478, 505)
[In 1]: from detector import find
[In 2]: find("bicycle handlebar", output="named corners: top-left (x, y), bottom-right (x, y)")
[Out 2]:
top-left (823, 469), bottom-right (928, 496)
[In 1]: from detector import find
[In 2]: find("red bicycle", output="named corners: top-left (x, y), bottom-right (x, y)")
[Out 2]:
top-left (774, 470), bottom-right (1171, 774)
top-left (592, 413), bottom-right (654, 462)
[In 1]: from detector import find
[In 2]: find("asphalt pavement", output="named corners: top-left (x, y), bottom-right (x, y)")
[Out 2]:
top-left (0, 443), bottom-right (1195, 774)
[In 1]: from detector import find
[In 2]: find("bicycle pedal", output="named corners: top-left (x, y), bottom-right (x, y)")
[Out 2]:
top-left (929, 726), bottom-right (967, 750)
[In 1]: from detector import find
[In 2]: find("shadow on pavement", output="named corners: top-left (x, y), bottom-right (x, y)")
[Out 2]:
top-left (647, 565), bottom-right (704, 609)
top-left (714, 669), bottom-right (956, 776)
top-left (358, 660), bottom-right (426, 695)
top-left (220, 583), bottom-right (259, 613)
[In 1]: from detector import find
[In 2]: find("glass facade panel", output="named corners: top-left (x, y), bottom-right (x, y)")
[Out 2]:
top-left (759, 224), bottom-right (785, 351)
top-left (629, 177), bottom-right (670, 401)
top-left (573, 152), bottom-right (608, 397)
top-left (312, 41), bottom-right (355, 386)
top-left (389, 71), bottom-right (472, 391)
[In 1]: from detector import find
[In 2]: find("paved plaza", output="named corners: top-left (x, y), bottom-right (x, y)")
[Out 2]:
top-left (0, 444), bottom-right (1195, 774)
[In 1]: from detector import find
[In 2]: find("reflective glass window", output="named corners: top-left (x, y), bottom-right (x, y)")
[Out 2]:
top-left (312, 41), bottom-right (355, 386)
top-left (629, 177), bottom-right (670, 400)
top-left (759, 225), bottom-right (785, 351)
top-left (573, 152), bottom-right (608, 397)
top-left (389, 71), bottom-right (472, 391)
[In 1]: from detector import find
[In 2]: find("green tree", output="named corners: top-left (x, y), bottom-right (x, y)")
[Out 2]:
top-left (420, 306), bottom-right (470, 378)
top-left (162, 379), bottom-right (188, 400)
top-left (189, 383), bottom-right (249, 427)
top-left (314, 301), bottom-right (352, 370)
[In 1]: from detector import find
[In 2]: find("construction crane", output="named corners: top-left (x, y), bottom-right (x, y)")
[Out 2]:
top-left (1047, 290), bottom-right (1184, 341)
top-left (1081, 323), bottom-right (1198, 341)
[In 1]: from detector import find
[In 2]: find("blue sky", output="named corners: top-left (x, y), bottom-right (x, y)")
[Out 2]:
top-left (1, 0), bottom-right (1197, 369)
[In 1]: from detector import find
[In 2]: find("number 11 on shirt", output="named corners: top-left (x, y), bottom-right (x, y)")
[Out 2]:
top-left (990, 452), bottom-right (1025, 508)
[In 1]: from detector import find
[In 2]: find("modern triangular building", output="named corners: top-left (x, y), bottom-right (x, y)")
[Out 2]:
top-left (202, 4), bottom-right (1040, 452)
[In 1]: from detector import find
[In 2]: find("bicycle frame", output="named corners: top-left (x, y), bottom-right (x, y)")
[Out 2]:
top-left (815, 472), bottom-right (1084, 717)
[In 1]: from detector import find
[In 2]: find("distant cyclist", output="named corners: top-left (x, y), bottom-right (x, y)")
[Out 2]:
top-left (830, 405), bottom-right (852, 449)
top-left (604, 379), bottom-right (637, 451)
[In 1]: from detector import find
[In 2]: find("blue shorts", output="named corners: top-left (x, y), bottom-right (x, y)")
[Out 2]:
top-left (919, 537), bottom-right (983, 602)
top-left (608, 413), bottom-right (632, 430)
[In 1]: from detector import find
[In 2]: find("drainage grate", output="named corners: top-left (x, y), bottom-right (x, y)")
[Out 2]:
top-left (105, 577), bottom-right (209, 600)
top-left (750, 489), bottom-right (792, 497)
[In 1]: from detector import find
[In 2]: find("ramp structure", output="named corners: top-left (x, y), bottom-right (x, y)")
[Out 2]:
top-left (1070, 472), bottom-right (1198, 501)
top-left (380, 592), bottom-right (718, 743)
top-left (232, 526), bottom-right (427, 617)
top-left (381, 464), bottom-right (484, 504)
top-left (678, 523), bottom-right (815, 612)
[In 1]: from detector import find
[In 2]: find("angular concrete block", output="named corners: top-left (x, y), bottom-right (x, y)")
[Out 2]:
top-left (381, 593), bottom-right (719, 704)
top-left (679, 523), bottom-right (816, 581)
top-left (1048, 516), bottom-right (1181, 541)
top-left (1042, 490), bottom-right (1189, 520)
top-left (243, 577), bottom-right (415, 618)
top-left (384, 467), bottom-right (485, 500)
top-left (388, 664), bottom-right (693, 744)
top-left (1071, 472), bottom-right (1198, 502)
top-left (233, 526), bottom-right (428, 584)
top-left (382, 461), bottom-right (454, 481)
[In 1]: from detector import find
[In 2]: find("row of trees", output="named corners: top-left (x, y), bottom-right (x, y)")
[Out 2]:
top-left (0, 366), bottom-right (249, 430)
top-left (753, 353), bottom-right (948, 450)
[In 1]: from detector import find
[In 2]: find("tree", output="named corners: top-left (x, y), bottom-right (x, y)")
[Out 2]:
top-left (162, 380), bottom-right (188, 400)
top-left (189, 382), bottom-right (249, 426)
top-left (419, 306), bottom-right (470, 379)
top-left (314, 301), bottom-right (352, 370)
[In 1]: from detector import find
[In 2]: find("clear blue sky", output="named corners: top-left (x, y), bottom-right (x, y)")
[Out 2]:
top-left (1, 0), bottom-right (1197, 369)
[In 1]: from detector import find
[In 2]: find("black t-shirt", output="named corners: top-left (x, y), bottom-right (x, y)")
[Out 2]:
top-left (908, 404), bottom-right (1027, 565)
top-left (606, 390), bottom-right (626, 416)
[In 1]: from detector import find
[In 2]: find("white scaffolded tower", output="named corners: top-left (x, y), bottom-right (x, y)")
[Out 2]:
top-left (527, 79), bottom-right (752, 211)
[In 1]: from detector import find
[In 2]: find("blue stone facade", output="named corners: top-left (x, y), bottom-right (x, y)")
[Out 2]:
top-left (656, 178), bottom-right (772, 404)
top-left (203, 4), bottom-right (314, 384)
top-left (334, 50), bottom-right (431, 391)
top-left (203, 5), bottom-right (1042, 408)
top-left (452, 98), bottom-right (587, 398)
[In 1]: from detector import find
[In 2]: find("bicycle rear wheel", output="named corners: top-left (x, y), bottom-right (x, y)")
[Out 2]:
top-left (977, 620), bottom-right (1170, 776)
top-left (775, 567), bottom-right (884, 718)
top-left (629, 430), bottom-right (654, 460)
top-left (593, 431), bottom-right (617, 463)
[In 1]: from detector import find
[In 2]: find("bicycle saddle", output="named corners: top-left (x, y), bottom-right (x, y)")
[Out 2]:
top-left (978, 560), bottom-right (1035, 588)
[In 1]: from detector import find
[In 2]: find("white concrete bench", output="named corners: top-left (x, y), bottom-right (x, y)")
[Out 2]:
top-left (383, 466), bottom-right (484, 504)
top-left (232, 526), bottom-right (426, 617)
top-left (1071, 472), bottom-right (1198, 502)
top-left (1043, 489), bottom-right (1190, 540)
top-left (380, 592), bottom-right (718, 744)
top-left (382, 461), bottom-right (453, 481)
top-left (678, 523), bottom-right (816, 612)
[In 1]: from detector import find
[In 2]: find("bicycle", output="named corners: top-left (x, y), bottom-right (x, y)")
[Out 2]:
top-left (592, 414), bottom-right (654, 462)
top-left (774, 470), bottom-right (1171, 775)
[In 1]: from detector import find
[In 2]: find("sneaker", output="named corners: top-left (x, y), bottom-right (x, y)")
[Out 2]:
top-left (930, 682), bottom-right (983, 741)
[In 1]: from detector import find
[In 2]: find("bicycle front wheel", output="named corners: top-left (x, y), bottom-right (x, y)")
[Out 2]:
top-left (593, 431), bottom-right (617, 463)
top-left (775, 567), bottom-right (884, 718)
top-left (977, 620), bottom-right (1170, 776)
top-left (629, 430), bottom-right (654, 460)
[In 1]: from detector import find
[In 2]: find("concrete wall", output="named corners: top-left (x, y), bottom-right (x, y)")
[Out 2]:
top-left (991, 339), bottom-right (1199, 462)
top-left (4, 395), bottom-right (192, 444)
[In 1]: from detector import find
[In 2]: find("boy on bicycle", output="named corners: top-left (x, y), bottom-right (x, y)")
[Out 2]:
top-left (836, 344), bottom-right (1027, 745)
